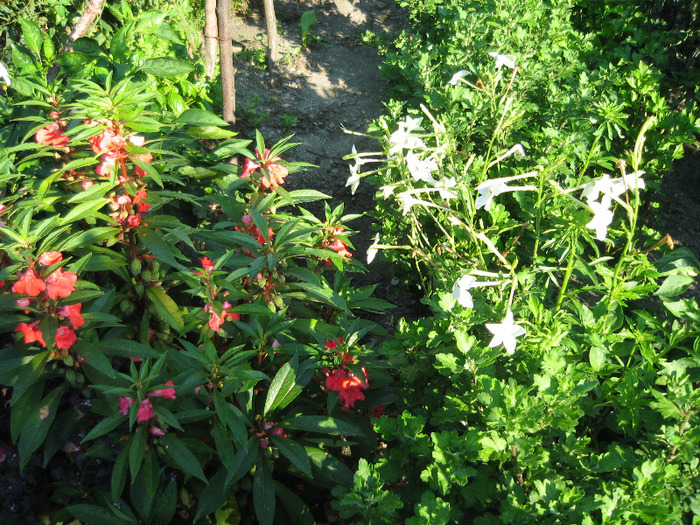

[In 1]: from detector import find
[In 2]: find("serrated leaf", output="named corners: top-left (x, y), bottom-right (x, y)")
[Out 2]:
top-left (145, 287), bottom-right (185, 333)
top-left (280, 415), bottom-right (363, 436)
top-left (253, 454), bottom-right (276, 525)
top-left (270, 435), bottom-right (312, 477)
top-left (161, 434), bottom-right (207, 482)
top-left (141, 57), bottom-right (195, 77)
top-left (177, 108), bottom-right (231, 127)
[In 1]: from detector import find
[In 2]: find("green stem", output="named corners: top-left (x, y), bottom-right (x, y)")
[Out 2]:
top-left (555, 244), bottom-right (576, 311)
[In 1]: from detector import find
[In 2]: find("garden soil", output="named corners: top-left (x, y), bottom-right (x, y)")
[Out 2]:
top-left (230, 0), bottom-right (700, 309)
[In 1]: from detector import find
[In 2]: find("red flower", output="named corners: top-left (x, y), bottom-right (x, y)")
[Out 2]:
top-left (133, 153), bottom-right (153, 178)
top-left (12, 269), bottom-right (47, 297)
top-left (38, 251), bottom-right (63, 266)
top-left (240, 150), bottom-right (289, 189)
top-left (199, 257), bottom-right (215, 274)
top-left (149, 381), bottom-right (176, 399)
top-left (45, 268), bottom-right (77, 300)
top-left (137, 399), bottom-right (156, 423)
top-left (205, 302), bottom-right (241, 332)
top-left (125, 213), bottom-right (141, 229)
top-left (55, 326), bottom-right (77, 350)
top-left (118, 396), bottom-right (134, 415)
top-left (325, 367), bottom-right (369, 410)
top-left (325, 337), bottom-right (345, 351)
top-left (16, 321), bottom-right (46, 348)
top-left (58, 303), bottom-right (85, 329)
top-left (35, 122), bottom-right (69, 147)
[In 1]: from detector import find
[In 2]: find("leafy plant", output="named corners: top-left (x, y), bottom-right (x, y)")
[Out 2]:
top-left (299, 10), bottom-right (317, 47)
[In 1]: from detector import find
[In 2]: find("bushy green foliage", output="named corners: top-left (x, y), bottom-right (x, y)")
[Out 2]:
top-left (336, 0), bottom-right (700, 523)
top-left (0, 16), bottom-right (393, 525)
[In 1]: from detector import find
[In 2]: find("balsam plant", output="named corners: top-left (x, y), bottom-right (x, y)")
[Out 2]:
top-left (0, 20), bottom-right (393, 525)
top-left (335, 0), bottom-right (700, 523)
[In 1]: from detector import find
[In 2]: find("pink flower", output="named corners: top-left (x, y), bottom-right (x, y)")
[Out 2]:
top-left (137, 399), bottom-right (156, 423)
top-left (35, 122), bottom-right (69, 147)
top-left (58, 303), bottom-right (84, 329)
top-left (149, 426), bottom-right (165, 436)
top-left (15, 321), bottom-right (46, 348)
top-left (55, 326), bottom-right (77, 350)
top-left (118, 396), bottom-right (134, 415)
top-left (149, 381), bottom-right (176, 399)
top-left (12, 269), bottom-right (47, 297)
top-left (324, 367), bottom-right (369, 410)
top-left (38, 251), bottom-right (63, 266)
top-left (45, 268), bottom-right (78, 300)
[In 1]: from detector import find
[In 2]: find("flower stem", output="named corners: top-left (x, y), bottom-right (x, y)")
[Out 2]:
top-left (555, 244), bottom-right (576, 312)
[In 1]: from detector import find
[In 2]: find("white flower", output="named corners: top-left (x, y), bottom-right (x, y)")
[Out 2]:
top-left (397, 193), bottom-right (422, 216)
top-left (580, 171), bottom-right (646, 203)
top-left (488, 52), bottom-right (517, 71)
top-left (433, 177), bottom-right (458, 200)
top-left (475, 173), bottom-right (537, 211)
top-left (580, 174), bottom-right (617, 203)
top-left (398, 116), bottom-right (424, 134)
top-left (452, 275), bottom-right (478, 308)
top-left (405, 151), bottom-right (438, 182)
top-left (448, 70), bottom-right (468, 86)
top-left (0, 62), bottom-right (10, 87)
top-left (611, 170), bottom-right (646, 195)
top-left (380, 185), bottom-right (397, 199)
top-left (346, 169), bottom-right (361, 195)
top-left (389, 128), bottom-right (426, 155)
top-left (485, 309), bottom-right (526, 354)
top-left (366, 233), bottom-right (380, 264)
top-left (586, 195), bottom-right (614, 241)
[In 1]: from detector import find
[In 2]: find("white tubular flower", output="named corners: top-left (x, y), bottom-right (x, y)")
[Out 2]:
top-left (389, 128), bottom-right (426, 155)
top-left (581, 171), bottom-right (646, 203)
top-left (485, 309), bottom-right (526, 354)
top-left (475, 173), bottom-right (537, 211)
top-left (586, 195), bottom-right (614, 241)
top-left (346, 168), bottom-right (361, 195)
top-left (380, 185), bottom-right (397, 199)
top-left (366, 233), bottom-right (380, 264)
top-left (488, 52), bottom-right (517, 71)
top-left (433, 177), bottom-right (458, 200)
top-left (448, 70), bottom-right (468, 86)
top-left (580, 174), bottom-right (616, 203)
top-left (0, 62), bottom-right (10, 87)
top-left (397, 192), bottom-right (421, 216)
top-left (611, 170), bottom-right (646, 195)
top-left (398, 115), bottom-right (424, 134)
top-left (405, 151), bottom-right (438, 182)
top-left (452, 274), bottom-right (478, 308)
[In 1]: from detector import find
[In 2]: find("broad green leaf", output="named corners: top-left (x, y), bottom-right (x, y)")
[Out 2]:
top-left (160, 434), bottom-right (207, 482)
top-left (305, 446), bottom-right (353, 487)
top-left (57, 52), bottom-right (93, 68)
top-left (194, 467), bottom-right (230, 522)
top-left (71, 37), bottom-right (103, 56)
top-left (141, 57), bottom-right (195, 77)
top-left (68, 504), bottom-right (136, 525)
top-left (19, 18), bottom-right (42, 57)
top-left (177, 108), bottom-right (231, 127)
top-left (139, 228), bottom-right (187, 270)
top-left (187, 126), bottom-right (237, 140)
top-left (655, 274), bottom-right (696, 298)
top-left (18, 386), bottom-right (63, 469)
top-left (253, 454), bottom-right (276, 525)
top-left (274, 482), bottom-right (315, 525)
top-left (270, 435), bottom-right (312, 477)
top-left (110, 26), bottom-right (129, 60)
top-left (136, 10), bottom-right (168, 33)
top-left (82, 413), bottom-right (125, 442)
top-left (98, 340), bottom-right (161, 360)
top-left (129, 426), bottom-right (148, 479)
top-left (151, 479), bottom-right (177, 525)
top-left (280, 415), bottom-right (363, 436)
top-left (112, 443), bottom-right (130, 501)
top-left (145, 287), bottom-right (185, 333)
top-left (224, 437), bottom-right (258, 488)
top-left (264, 356), bottom-right (314, 417)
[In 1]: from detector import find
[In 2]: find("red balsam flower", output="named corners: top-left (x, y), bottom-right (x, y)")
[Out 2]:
top-left (16, 321), bottom-right (46, 348)
top-left (45, 268), bottom-right (77, 300)
top-left (55, 326), bottom-right (77, 350)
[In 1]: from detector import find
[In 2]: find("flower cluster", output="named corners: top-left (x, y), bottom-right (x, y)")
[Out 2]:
top-left (108, 187), bottom-right (150, 232)
top-left (89, 125), bottom-right (153, 180)
top-left (196, 257), bottom-right (242, 333)
top-left (118, 381), bottom-right (176, 436)
top-left (241, 148), bottom-right (289, 190)
top-left (581, 168), bottom-right (645, 241)
top-left (35, 115), bottom-right (70, 148)
top-left (321, 338), bottom-right (369, 410)
top-left (13, 252), bottom-right (83, 352)
top-left (322, 227), bottom-right (352, 265)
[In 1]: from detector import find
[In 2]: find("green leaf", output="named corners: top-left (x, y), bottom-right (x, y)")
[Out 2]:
top-left (112, 444), bottom-right (130, 502)
top-left (274, 482), bottom-right (315, 525)
top-left (270, 435), bottom-right (312, 478)
top-left (139, 228), bottom-right (187, 270)
top-left (146, 287), bottom-right (185, 333)
top-left (655, 274), bottom-right (696, 298)
top-left (224, 437), bottom-right (258, 488)
top-left (68, 504), bottom-right (136, 525)
top-left (129, 426), bottom-right (148, 480)
top-left (194, 467), bottom-right (230, 522)
top-left (18, 386), bottom-right (63, 470)
top-left (59, 198), bottom-right (108, 226)
top-left (19, 18), bottom-right (43, 57)
top-left (160, 434), bottom-right (207, 482)
top-left (280, 415), bottom-right (363, 436)
top-left (305, 446), bottom-right (354, 487)
top-left (264, 356), bottom-right (314, 416)
top-left (98, 340), bottom-right (161, 360)
top-left (110, 26), bottom-right (129, 60)
top-left (186, 126), bottom-right (237, 140)
top-left (177, 108), bottom-right (231, 127)
top-left (136, 10), bottom-right (168, 33)
top-left (57, 52), bottom-right (93, 68)
top-left (589, 346), bottom-right (607, 371)
top-left (43, 34), bottom-right (55, 61)
top-left (82, 413), bottom-right (125, 442)
top-left (141, 57), bottom-right (195, 77)
top-left (151, 479), bottom-right (177, 525)
top-left (254, 454), bottom-right (276, 525)
top-left (71, 37), bottom-right (103, 56)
